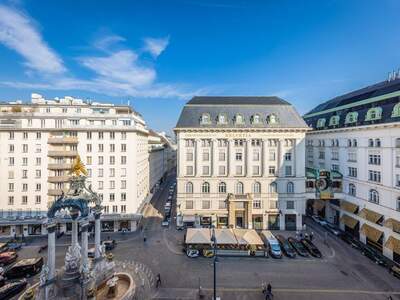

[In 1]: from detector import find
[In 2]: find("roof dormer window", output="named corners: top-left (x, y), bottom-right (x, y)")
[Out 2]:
top-left (251, 114), bottom-right (261, 125)
top-left (316, 118), bottom-right (326, 128)
top-left (217, 113), bottom-right (228, 124)
top-left (329, 115), bottom-right (340, 126)
top-left (345, 112), bottom-right (358, 124)
top-left (391, 102), bottom-right (400, 118)
top-left (200, 113), bottom-right (211, 125)
top-left (267, 114), bottom-right (278, 124)
top-left (365, 107), bottom-right (382, 121)
top-left (235, 114), bottom-right (244, 125)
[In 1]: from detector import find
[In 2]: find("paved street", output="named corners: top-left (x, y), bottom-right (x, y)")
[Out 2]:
top-left (14, 172), bottom-right (400, 299)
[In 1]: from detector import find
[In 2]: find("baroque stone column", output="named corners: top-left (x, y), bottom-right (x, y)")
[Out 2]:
top-left (47, 222), bottom-right (57, 281)
top-left (80, 220), bottom-right (89, 268)
top-left (71, 220), bottom-right (78, 247)
top-left (94, 212), bottom-right (101, 259)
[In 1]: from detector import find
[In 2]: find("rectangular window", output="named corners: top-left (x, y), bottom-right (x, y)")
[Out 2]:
top-left (219, 152), bottom-right (226, 161)
top-left (110, 168), bottom-right (115, 177)
top-left (36, 157), bottom-right (41, 166)
top-left (331, 164), bottom-right (339, 171)
top-left (396, 174), bottom-right (400, 187)
top-left (121, 180), bottom-right (126, 189)
top-left (219, 201), bottom-right (227, 209)
top-left (253, 166), bottom-right (260, 175)
top-left (368, 170), bottom-right (381, 182)
top-left (186, 152), bottom-right (193, 161)
top-left (22, 144), bottom-right (28, 153)
top-left (201, 139), bottom-right (211, 147)
top-left (86, 144), bottom-right (92, 152)
top-left (236, 166), bottom-right (242, 175)
top-left (8, 171), bottom-right (14, 179)
top-left (218, 166), bottom-right (226, 175)
top-left (36, 183), bottom-right (41, 191)
top-left (121, 144), bottom-right (127, 152)
top-left (185, 139), bottom-right (195, 147)
top-left (235, 152), bottom-right (243, 161)
top-left (202, 152), bottom-right (210, 161)
top-left (318, 151), bottom-right (325, 159)
top-left (8, 183), bottom-right (14, 192)
top-left (98, 156), bottom-right (104, 165)
top-left (253, 150), bottom-right (260, 161)
top-left (348, 167), bottom-right (357, 178)
top-left (269, 200), bottom-right (278, 209)
top-left (8, 196), bottom-right (14, 205)
top-left (35, 170), bottom-right (41, 178)
top-left (121, 168), bottom-right (126, 177)
top-left (110, 193), bottom-right (115, 201)
top-left (22, 170), bottom-right (28, 179)
top-left (35, 195), bottom-right (41, 204)
top-left (22, 196), bottom-right (28, 205)
top-left (186, 166), bottom-right (194, 176)
top-left (110, 156), bottom-right (115, 165)
top-left (368, 154), bottom-right (381, 165)
top-left (8, 157), bottom-right (14, 166)
top-left (202, 166), bottom-right (210, 175)
top-left (110, 132), bottom-right (115, 139)
top-left (269, 150), bottom-right (276, 161)
top-left (22, 157), bottom-right (28, 166)
top-left (121, 132), bottom-right (127, 140)
top-left (98, 181), bottom-right (103, 190)
top-left (8, 144), bottom-right (14, 153)
top-left (348, 152), bottom-right (357, 162)
top-left (186, 200), bottom-right (194, 209)
top-left (202, 200), bottom-right (211, 209)
top-left (87, 132), bottom-right (92, 139)
top-left (234, 139), bottom-right (244, 146)
top-left (110, 144), bottom-right (115, 152)
top-left (331, 151), bottom-right (339, 161)
top-left (285, 166), bottom-right (292, 176)
top-left (121, 193), bottom-right (126, 201)
top-left (110, 181), bottom-right (115, 189)
top-left (87, 156), bottom-right (92, 165)
top-left (121, 205), bottom-right (126, 213)
top-left (98, 168), bottom-right (104, 177)
top-left (253, 200), bottom-right (261, 209)
top-left (113, 205), bottom-right (118, 213)
top-left (269, 166), bottom-right (276, 176)
top-left (98, 132), bottom-right (104, 139)
top-left (251, 139), bottom-right (261, 146)
top-left (286, 200), bottom-right (295, 209)
top-left (284, 152), bottom-right (292, 161)
top-left (121, 156), bottom-right (127, 164)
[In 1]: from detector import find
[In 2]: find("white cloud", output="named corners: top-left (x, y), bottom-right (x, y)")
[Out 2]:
top-left (143, 36), bottom-right (170, 57)
top-left (0, 5), bottom-right (65, 74)
top-left (93, 34), bottom-right (126, 51)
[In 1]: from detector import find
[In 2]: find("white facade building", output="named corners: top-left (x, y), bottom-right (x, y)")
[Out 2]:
top-left (0, 93), bottom-right (150, 237)
top-left (175, 96), bottom-right (309, 230)
top-left (304, 78), bottom-right (400, 263)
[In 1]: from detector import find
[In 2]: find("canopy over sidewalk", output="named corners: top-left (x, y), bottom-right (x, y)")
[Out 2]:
top-left (185, 228), bottom-right (211, 244)
top-left (233, 229), bottom-right (264, 246)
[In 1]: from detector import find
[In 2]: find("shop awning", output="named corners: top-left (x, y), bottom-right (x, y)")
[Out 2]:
top-left (385, 236), bottom-right (400, 255)
top-left (340, 200), bottom-right (358, 214)
top-left (185, 228), bottom-right (211, 244)
top-left (232, 229), bottom-right (264, 246)
top-left (182, 215), bottom-right (196, 222)
top-left (313, 200), bottom-right (326, 211)
top-left (340, 214), bottom-right (359, 229)
top-left (384, 218), bottom-right (400, 234)
top-left (360, 223), bottom-right (383, 243)
top-left (358, 208), bottom-right (383, 224)
top-left (215, 229), bottom-right (237, 245)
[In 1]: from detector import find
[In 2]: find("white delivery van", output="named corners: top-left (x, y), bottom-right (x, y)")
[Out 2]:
top-left (261, 230), bottom-right (282, 258)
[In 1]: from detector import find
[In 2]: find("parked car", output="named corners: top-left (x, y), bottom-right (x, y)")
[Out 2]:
top-left (389, 264), bottom-right (400, 279)
top-left (161, 217), bottom-right (169, 227)
top-left (5, 257), bottom-right (43, 279)
top-left (0, 252), bottom-right (18, 266)
top-left (301, 239), bottom-right (322, 258)
top-left (311, 215), bottom-right (327, 226)
top-left (288, 237), bottom-right (309, 257)
top-left (176, 216), bottom-right (184, 230)
top-left (339, 233), bottom-right (362, 250)
top-left (186, 249), bottom-right (200, 258)
top-left (323, 223), bottom-right (341, 236)
top-left (361, 246), bottom-right (385, 266)
top-left (275, 235), bottom-right (296, 258)
top-left (7, 243), bottom-right (22, 251)
top-left (260, 231), bottom-right (282, 258)
top-left (0, 279), bottom-right (27, 299)
top-left (88, 248), bottom-right (96, 258)
top-left (102, 240), bottom-right (117, 251)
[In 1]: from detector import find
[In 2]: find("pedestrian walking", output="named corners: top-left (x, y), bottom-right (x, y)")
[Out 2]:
top-left (156, 273), bottom-right (162, 288)
top-left (266, 283), bottom-right (273, 300)
top-left (310, 231), bottom-right (314, 241)
top-left (143, 234), bottom-right (147, 243)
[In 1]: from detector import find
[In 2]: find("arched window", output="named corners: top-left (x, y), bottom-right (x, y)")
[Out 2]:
top-left (329, 115), bottom-right (340, 126)
top-left (391, 103), bottom-right (400, 118)
top-left (287, 182), bottom-right (294, 193)
top-left (235, 114), bottom-right (244, 125)
top-left (251, 114), bottom-right (261, 124)
top-left (235, 182), bottom-right (244, 194)
top-left (348, 183), bottom-right (356, 196)
top-left (200, 113), bottom-right (211, 125)
top-left (185, 182), bottom-right (193, 194)
top-left (395, 138), bottom-right (400, 148)
top-left (218, 182), bottom-right (227, 194)
top-left (202, 182), bottom-right (210, 194)
top-left (267, 114), bottom-right (278, 124)
top-left (368, 138), bottom-right (374, 147)
top-left (375, 138), bottom-right (381, 147)
top-left (353, 139), bottom-right (357, 147)
top-left (253, 182), bottom-right (261, 194)
top-left (369, 189), bottom-right (379, 204)
top-left (345, 112), bottom-right (358, 124)
top-left (269, 182), bottom-right (277, 193)
top-left (217, 113), bottom-right (228, 124)
top-left (316, 118), bottom-right (326, 128)
top-left (365, 107), bottom-right (382, 121)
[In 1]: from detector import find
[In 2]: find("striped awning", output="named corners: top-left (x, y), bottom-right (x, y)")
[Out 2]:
top-left (340, 200), bottom-right (358, 214)
top-left (384, 218), bottom-right (400, 234)
top-left (360, 223), bottom-right (383, 243)
top-left (313, 200), bottom-right (326, 211)
top-left (385, 236), bottom-right (400, 255)
top-left (340, 214), bottom-right (359, 229)
top-left (358, 208), bottom-right (383, 224)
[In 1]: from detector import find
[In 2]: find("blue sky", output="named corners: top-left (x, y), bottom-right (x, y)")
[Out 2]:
top-left (0, 0), bottom-right (399, 134)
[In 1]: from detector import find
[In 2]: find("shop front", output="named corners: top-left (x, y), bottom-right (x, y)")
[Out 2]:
top-left (28, 224), bottom-right (42, 235)
top-left (285, 214), bottom-right (297, 231)
top-left (0, 226), bottom-right (10, 237)
top-left (101, 221), bottom-right (114, 232)
top-left (268, 214), bottom-right (280, 230)
top-left (217, 216), bottom-right (228, 228)
top-left (361, 223), bottom-right (383, 253)
top-left (200, 216), bottom-right (212, 228)
top-left (252, 215), bottom-right (263, 230)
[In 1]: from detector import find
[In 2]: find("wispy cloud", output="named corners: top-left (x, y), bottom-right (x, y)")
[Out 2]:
top-left (143, 36), bottom-right (169, 57)
top-left (0, 5), bottom-right (199, 99)
top-left (0, 4), bottom-right (65, 74)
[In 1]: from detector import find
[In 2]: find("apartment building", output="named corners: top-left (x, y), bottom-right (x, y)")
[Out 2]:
top-left (0, 93), bottom-right (149, 237)
top-left (304, 78), bottom-right (400, 263)
top-left (175, 96), bottom-right (309, 230)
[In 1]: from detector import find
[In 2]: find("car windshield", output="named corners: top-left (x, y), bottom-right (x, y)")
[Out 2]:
top-left (271, 244), bottom-right (280, 251)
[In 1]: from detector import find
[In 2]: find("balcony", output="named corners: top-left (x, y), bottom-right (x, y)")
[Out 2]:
top-left (48, 151), bottom-right (78, 157)
top-left (48, 136), bottom-right (78, 144)
top-left (47, 176), bottom-right (70, 183)
top-left (47, 189), bottom-right (64, 196)
top-left (48, 163), bottom-right (72, 170)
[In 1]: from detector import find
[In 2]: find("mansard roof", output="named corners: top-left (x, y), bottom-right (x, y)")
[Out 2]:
top-left (304, 78), bottom-right (400, 130)
top-left (175, 96), bottom-right (308, 129)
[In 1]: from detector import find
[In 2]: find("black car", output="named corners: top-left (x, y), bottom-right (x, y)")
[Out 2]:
top-left (287, 237), bottom-right (309, 257)
top-left (102, 240), bottom-right (116, 251)
top-left (301, 239), bottom-right (322, 258)
top-left (0, 279), bottom-right (27, 299)
top-left (389, 264), bottom-right (400, 279)
top-left (5, 257), bottom-right (43, 279)
top-left (275, 235), bottom-right (296, 258)
top-left (339, 233), bottom-right (362, 250)
top-left (323, 223), bottom-right (341, 236)
top-left (361, 246), bottom-right (385, 266)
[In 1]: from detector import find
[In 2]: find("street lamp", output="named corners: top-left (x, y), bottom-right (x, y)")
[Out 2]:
top-left (210, 226), bottom-right (218, 300)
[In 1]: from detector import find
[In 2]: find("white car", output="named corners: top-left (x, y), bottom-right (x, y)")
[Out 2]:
top-left (186, 249), bottom-right (199, 258)
top-left (312, 215), bottom-right (327, 226)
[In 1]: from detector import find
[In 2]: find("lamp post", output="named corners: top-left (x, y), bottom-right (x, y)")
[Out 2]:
top-left (211, 226), bottom-right (217, 300)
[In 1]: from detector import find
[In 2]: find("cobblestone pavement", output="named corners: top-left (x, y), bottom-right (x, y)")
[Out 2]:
top-left (11, 172), bottom-right (400, 299)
